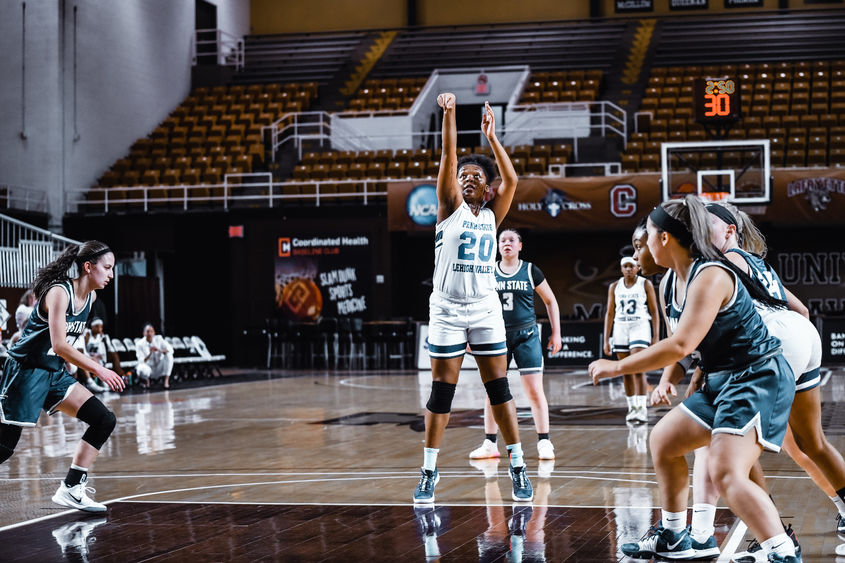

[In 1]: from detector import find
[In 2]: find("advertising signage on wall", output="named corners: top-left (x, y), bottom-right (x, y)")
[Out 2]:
top-left (615, 0), bottom-right (654, 12)
top-left (670, 0), bottom-right (709, 8)
top-left (725, 0), bottom-right (763, 6)
top-left (274, 234), bottom-right (371, 319)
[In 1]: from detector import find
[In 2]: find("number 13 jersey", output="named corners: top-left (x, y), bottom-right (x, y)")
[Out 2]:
top-left (613, 276), bottom-right (651, 324)
top-left (433, 202), bottom-right (498, 301)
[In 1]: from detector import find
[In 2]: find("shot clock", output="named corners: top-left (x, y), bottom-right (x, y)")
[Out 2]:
top-left (694, 77), bottom-right (742, 125)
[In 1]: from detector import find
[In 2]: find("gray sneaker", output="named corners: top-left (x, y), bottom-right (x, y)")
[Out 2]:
top-left (413, 468), bottom-right (440, 504)
top-left (509, 464), bottom-right (533, 502)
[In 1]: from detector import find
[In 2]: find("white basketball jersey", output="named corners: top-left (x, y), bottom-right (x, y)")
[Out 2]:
top-left (613, 276), bottom-right (651, 323)
top-left (432, 202), bottom-right (498, 301)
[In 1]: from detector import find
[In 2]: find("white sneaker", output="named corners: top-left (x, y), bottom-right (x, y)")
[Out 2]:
top-left (52, 475), bottom-right (107, 513)
top-left (636, 405), bottom-right (649, 423)
top-left (625, 405), bottom-right (639, 422)
top-left (537, 439), bottom-right (555, 460)
top-left (52, 517), bottom-right (107, 556)
top-left (469, 438), bottom-right (500, 459)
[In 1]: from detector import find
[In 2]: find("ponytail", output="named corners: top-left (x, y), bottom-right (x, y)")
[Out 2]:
top-left (654, 196), bottom-right (785, 310)
top-left (708, 200), bottom-right (768, 258)
top-left (32, 240), bottom-right (112, 299)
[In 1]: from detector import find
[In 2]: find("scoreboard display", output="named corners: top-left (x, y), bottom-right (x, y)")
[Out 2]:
top-left (694, 77), bottom-right (742, 125)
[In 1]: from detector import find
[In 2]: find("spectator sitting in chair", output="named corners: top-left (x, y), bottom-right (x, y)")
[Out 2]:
top-left (135, 323), bottom-right (174, 390)
top-left (80, 318), bottom-right (122, 392)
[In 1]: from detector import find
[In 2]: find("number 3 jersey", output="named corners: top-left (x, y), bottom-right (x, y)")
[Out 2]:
top-left (432, 202), bottom-right (498, 301)
top-left (613, 276), bottom-right (651, 324)
top-left (495, 260), bottom-right (545, 332)
top-left (7, 281), bottom-right (91, 371)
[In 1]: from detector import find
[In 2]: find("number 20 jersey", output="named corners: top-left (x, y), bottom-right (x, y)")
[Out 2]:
top-left (432, 202), bottom-right (498, 301)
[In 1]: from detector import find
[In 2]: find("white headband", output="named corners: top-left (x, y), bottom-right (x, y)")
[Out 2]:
top-left (90, 318), bottom-right (103, 326)
top-left (620, 257), bottom-right (636, 267)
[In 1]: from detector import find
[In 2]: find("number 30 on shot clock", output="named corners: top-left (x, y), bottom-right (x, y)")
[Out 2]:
top-left (694, 77), bottom-right (742, 124)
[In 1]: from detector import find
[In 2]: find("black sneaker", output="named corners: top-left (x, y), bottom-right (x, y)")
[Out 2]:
top-left (735, 525), bottom-right (801, 563)
top-left (837, 513), bottom-right (845, 539)
top-left (767, 554), bottom-right (801, 563)
top-left (620, 523), bottom-right (695, 560)
top-left (689, 531), bottom-right (720, 558)
top-left (509, 465), bottom-right (533, 502)
top-left (733, 537), bottom-right (764, 563)
top-left (413, 468), bottom-right (440, 504)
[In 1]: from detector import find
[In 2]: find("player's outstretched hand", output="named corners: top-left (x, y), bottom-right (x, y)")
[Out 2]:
top-left (437, 92), bottom-right (456, 110)
top-left (650, 381), bottom-right (677, 406)
top-left (96, 367), bottom-right (125, 392)
top-left (481, 101), bottom-right (495, 138)
top-left (588, 359), bottom-right (618, 385)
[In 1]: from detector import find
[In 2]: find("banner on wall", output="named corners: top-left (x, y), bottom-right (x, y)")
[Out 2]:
top-left (615, 0), bottom-right (654, 12)
top-left (725, 0), bottom-right (763, 6)
top-left (821, 318), bottom-right (845, 365)
top-left (388, 169), bottom-right (845, 232)
top-left (274, 234), bottom-right (372, 319)
top-left (669, 0), bottom-right (709, 8)
top-left (542, 321), bottom-right (603, 367)
top-left (416, 322), bottom-right (602, 368)
top-left (388, 177), bottom-right (660, 232)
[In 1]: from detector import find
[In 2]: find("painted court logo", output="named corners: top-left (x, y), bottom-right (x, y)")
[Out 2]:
top-left (406, 184), bottom-right (438, 226)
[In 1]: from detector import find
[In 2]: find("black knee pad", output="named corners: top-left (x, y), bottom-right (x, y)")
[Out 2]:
top-left (0, 424), bottom-right (22, 464)
top-left (426, 381), bottom-right (457, 414)
top-left (76, 397), bottom-right (117, 450)
top-left (484, 377), bottom-right (512, 406)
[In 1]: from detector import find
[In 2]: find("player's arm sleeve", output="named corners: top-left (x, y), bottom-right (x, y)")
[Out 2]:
top-left (530, 264), bottom-right (545, 287)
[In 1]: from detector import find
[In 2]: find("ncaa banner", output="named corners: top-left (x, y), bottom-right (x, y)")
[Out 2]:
top-left (387, 177), bottom-right (660, 232)
top-left (275, 234), bottom-right (372, 320)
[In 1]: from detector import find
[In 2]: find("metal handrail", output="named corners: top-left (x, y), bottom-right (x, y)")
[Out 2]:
top-left (192, 28), bottom-right (244, 70)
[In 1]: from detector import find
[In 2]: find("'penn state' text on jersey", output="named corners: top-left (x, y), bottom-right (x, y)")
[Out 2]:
top-left (495, 260), bottom-right (545, 331)
top-left (725, 248), bottom-right (787, 301)
top-left (613, 276), bottom-right (651, 323)
top-left (663, 260), bottom-right (780, 373)
top-left (433, 202), bottom-right (498, 301)
top-left (7, 281), bottom-right (92, 371)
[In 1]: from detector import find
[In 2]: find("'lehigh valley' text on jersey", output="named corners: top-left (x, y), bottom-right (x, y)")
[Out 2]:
top-left (433, 202), bottom-right (498, 301)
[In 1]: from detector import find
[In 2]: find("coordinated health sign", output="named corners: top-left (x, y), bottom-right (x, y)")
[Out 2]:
top-left (275, 234), bottom-right (372, 319)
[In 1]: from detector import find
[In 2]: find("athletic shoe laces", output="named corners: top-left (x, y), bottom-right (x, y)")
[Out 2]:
top-left (418, 470), bottom-right (436, 492)
top-left (512, 466), bottom-right (529, 488)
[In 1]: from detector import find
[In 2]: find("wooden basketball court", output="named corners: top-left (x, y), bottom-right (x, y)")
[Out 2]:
top-left (0, 367), bottom-right (843, 561)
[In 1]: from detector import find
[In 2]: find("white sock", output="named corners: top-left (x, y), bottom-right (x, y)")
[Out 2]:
top-left (637, 395), bottom-right (648, 409)
top-left (690, 503), bottom-right (716, 542)
top-left (662, 509), bottom-right (687, 532)
top-left (506, 443), bottom-right (524, 468)
top-left (831, 495), bottom-right (845, 517)
top-left (423, 448), bottom-right (439, 471)
top-left (761, 533), bottom-right (795, 557)
top-left (626, 396), bottom-right (635, 409)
